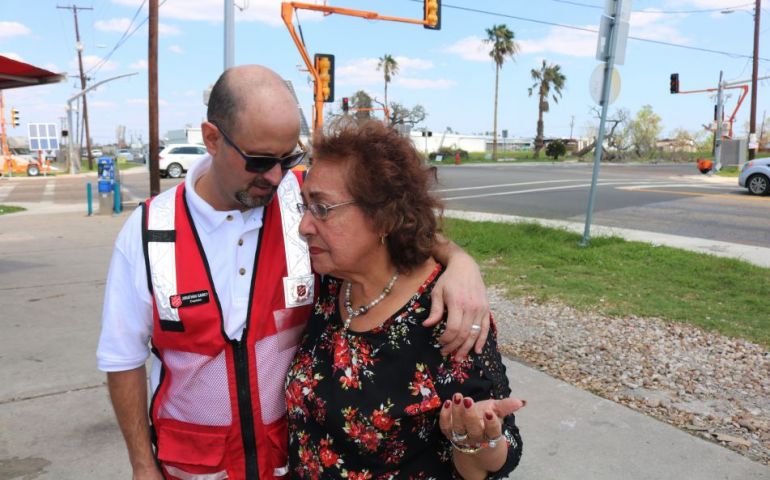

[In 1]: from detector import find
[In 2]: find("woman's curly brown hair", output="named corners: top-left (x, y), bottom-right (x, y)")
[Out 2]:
top-left (311, 119), bottom-right (443, 273)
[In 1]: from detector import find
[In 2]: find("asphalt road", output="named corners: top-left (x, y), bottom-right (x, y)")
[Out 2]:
top-left (435, 162), bottom-right (770, 248)
top-left (1, 161), bottom-right (767, 247)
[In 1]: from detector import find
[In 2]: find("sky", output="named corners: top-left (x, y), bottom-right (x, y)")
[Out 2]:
top-left (1, 0), bottom-right (769, 146)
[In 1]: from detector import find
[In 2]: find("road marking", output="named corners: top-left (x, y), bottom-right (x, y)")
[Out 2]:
top-left (435, 179), bottom-right (583, 193)
top-left (624, 187), bottom-right (768, 203)
top-left (441, 181), bottom-right (637, 201)
top-left (0, 183), bottom-right (16, 202)
top-left (42, 181), bottom-right (55, 201)
top-left (619, 183), bottom-right (732, 191)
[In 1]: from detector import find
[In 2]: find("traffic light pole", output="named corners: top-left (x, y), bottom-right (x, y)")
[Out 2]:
top-left (0, 92), bottom-right (13, 177)
top-left (281, 1), bottom-right (439, 132)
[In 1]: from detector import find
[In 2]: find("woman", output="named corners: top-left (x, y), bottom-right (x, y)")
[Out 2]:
top-left (286, 120), bottom-right (524, 479)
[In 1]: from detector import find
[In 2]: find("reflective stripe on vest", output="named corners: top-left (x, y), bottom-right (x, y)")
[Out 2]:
top-left (277, 172), bottom-right (314, 308)
top-left (146, 188), bottom-right (180, 326)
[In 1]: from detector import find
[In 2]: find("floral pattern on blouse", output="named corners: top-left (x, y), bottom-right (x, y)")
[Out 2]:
top-left (286, 264), bottom-right (522, 479)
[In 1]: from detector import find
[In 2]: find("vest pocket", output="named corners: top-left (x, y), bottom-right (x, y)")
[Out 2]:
top-left (156, 421), bottom-right (229, 473)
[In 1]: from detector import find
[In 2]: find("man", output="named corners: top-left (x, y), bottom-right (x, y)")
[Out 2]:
top-left (97, 65), bottom-right (490, 479)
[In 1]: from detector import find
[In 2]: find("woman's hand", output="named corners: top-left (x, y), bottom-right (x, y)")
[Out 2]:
top-left (438, 394), bottom-right (526, 479)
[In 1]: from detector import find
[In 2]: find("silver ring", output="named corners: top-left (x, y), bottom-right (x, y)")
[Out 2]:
top-left (485, 433), bottom-right (505, 448)
top-left (451, 430), bottom-right (468, 443)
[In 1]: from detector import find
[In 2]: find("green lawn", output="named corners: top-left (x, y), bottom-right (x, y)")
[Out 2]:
top-left (444, 218), bottom-right (770, 347)
top-left (0, 205), bottom-right (25, 215)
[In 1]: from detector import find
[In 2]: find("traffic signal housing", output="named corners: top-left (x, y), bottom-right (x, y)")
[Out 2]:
top-left (424, 0), bottom-right (441, 30)
top-left (314, 54), bottom-right (335, 103)
top-left (342, 97), bottom-right (349, 113)
top-left (670, 73), bottom-right (679, 94)
top-left (10, 108), bottom-right (20, 127)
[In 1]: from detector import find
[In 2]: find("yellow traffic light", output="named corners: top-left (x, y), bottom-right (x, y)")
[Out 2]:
top-left (314, 54), bottom-right (335, 103)
top-left (10, 108), bottom-right (20, 127)
top-left (424, 0), bottom-right (440, 30)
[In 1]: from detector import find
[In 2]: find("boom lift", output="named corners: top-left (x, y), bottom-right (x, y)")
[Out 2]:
top-left (281, 1), bottom-right (440, 132)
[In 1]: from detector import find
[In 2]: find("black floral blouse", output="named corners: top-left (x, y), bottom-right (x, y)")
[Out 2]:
top-left (285, 264), bottom-right (522, 479)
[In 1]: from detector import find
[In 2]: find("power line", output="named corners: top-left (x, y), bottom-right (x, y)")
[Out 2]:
top-left (86, 0), bottom-right (147, 75)
top-left (406, 0), bottom-right (770, 62)
top-left (551, 0), bottom-right (756, 14)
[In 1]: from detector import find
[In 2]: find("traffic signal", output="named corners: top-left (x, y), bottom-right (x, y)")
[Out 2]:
top-left (669, 73), bottom-right (679, 94)
top-left (10, 108), bottom-right (20, 127)
top-left (342, 97), bottom-right (349, 113)
top-left (314, 53), bottom-right (335, 103)
top-left (424, 0), bottom-right (441, 30)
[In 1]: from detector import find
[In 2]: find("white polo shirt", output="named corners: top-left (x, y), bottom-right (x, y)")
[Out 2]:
top-left (96, 155), bottom-right (264, 372)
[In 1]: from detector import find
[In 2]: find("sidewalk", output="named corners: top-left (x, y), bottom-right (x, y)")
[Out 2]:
top-left (0, 208), bottom-right (767, 479)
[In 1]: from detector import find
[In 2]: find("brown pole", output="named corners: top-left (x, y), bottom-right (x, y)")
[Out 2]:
top-left (749, 0), bottom-right (761, 160)
top-left (148, 0), bottom-right (160, 196)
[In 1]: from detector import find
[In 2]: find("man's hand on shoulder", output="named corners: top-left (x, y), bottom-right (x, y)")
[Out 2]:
top-left (424, 248), bottom-right (490, 360)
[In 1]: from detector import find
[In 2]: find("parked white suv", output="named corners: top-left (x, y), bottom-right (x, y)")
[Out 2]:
top-left (159, 144), bottom-right (208, 178)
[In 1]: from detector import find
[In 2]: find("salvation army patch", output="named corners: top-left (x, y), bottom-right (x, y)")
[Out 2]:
top-left (169, 290), bottom-right (210, 309)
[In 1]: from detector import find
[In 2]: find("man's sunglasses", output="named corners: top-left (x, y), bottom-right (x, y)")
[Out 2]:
top-left (211, 122), bottom-right (307, 173)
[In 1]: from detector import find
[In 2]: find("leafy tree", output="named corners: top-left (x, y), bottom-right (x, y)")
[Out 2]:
top-left (528, 60), bottom-right (566, 158)
top-left (377, 55), bottom-right (399, 114)
top-left (629, 105), bottom-right (662, 157)
top-left (484, 24), bottom-right (519, 161)
top-left (545, 140), bottom-right (567, 160)
top-left (388, 102), bottom-right (426, 128)
top-left (351, 90), bottom-right (373, 122)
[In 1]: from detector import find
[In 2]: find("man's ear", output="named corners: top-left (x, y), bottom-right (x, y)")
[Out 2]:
top-left (201, 121), bottom-right (220, 157)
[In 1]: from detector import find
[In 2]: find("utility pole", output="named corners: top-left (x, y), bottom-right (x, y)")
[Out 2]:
top-left (224, 0), bottom-right (235, 70)
top-left (58, 4), bottom-right (95, 171)
top-left (570, 115), bottom-right (575, 139)
top-left (149, 0), bottom-right (160, 196)
top-left (714, 71), bottom-right (725, 173)
top-left (749, 0), bottom-right (761, 160)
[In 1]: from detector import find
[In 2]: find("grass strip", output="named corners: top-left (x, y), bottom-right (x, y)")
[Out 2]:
top-left (0, 205), bottom-right (25, 215)
top-left (443, 218), bottom-right (770, 347)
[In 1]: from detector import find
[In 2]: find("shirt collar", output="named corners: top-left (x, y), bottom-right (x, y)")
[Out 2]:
top-left (184, 154), bottom-right (264, 234)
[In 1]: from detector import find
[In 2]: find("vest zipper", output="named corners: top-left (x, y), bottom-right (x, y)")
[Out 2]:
top-left (232, 337), bottom-right (259, 479)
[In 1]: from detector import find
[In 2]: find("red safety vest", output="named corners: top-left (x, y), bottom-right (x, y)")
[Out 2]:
top-left (142, 172), bottom-right (315, 479)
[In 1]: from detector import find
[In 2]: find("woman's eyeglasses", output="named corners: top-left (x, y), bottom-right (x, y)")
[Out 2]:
top-left (296, 200), bottom-right (356, 220)
top-left (211, 122), bottom-right (307, 173)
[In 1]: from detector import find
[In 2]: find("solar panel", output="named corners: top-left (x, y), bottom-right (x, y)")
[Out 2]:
top-left (27, 123), bottom-right (59, 154)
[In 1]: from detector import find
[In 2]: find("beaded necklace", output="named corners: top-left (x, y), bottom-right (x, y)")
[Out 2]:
top-left (343, 272), bottom-right (399, 329)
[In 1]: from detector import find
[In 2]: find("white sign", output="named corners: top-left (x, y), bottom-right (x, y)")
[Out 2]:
top-left (596, 0), bottom-right (632, 65)
top-left (590, 65), bottom-right (621, 105)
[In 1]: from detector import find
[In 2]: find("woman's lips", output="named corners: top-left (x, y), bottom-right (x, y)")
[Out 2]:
top-left (309, 246), bottom-right (324, 255)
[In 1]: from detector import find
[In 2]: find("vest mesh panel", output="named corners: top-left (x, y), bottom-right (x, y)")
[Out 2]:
top-left (158, 350), bottom-right (232, 426)
top-left (254, 323), bottom-right (306, 424)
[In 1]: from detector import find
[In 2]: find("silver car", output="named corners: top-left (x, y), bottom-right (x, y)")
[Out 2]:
top-left (738, 157), bottom-right (770, 195)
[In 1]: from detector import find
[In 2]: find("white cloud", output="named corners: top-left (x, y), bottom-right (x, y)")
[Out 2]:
top-left (336, 57), bottom-right (450, 90)
top-left (95, 18), bottom-right (132, 32)
top-left (72, 55), bottom-right (119, 72)
top-left (43, 63), bottom-right (60, 72)
top-left (629, 10), bottom-right (690, 44)
top-left (130, 59), bottom-right (148, 69)
top-left (159, 23), bottom-right (181, 36)
top-left (519, 27), bottom-right (597, 58)
top-left (168, 45), bottom-right (184, 54)
top-left (111, 0), bottom-right (326, 27)
top-left (1, 52), bottom-right (25, 62)
top-left (444, 36), bottom-right (490, 62)
top-left (0, 21), bottom-right (31, 38)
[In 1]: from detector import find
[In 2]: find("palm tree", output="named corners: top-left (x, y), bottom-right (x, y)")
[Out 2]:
top-left (528, 60), bottom-right (566, 158)
top-left (377, 54), bottom-right (399, 115)
top-left (484, 24), bottom-right (518, 161)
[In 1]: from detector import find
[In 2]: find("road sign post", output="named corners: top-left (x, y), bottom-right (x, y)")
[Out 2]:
top-left (581, 0), bottom-right (631, 247)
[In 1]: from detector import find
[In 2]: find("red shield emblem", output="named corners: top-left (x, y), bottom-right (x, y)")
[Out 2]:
top-left (296, 284), bottom-right (307, 299)
top-left (170, 295), bottom-right (182, 308)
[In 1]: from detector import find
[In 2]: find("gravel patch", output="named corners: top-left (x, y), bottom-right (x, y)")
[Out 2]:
top-left (490, 287), bottom-right (770, 465)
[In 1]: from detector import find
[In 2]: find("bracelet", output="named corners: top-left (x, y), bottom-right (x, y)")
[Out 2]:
top-left (450, 434), bottom-right (507, 455)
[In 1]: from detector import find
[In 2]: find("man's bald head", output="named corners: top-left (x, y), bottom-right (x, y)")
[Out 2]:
top-left (206, 65), bottom-right (299, 136)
